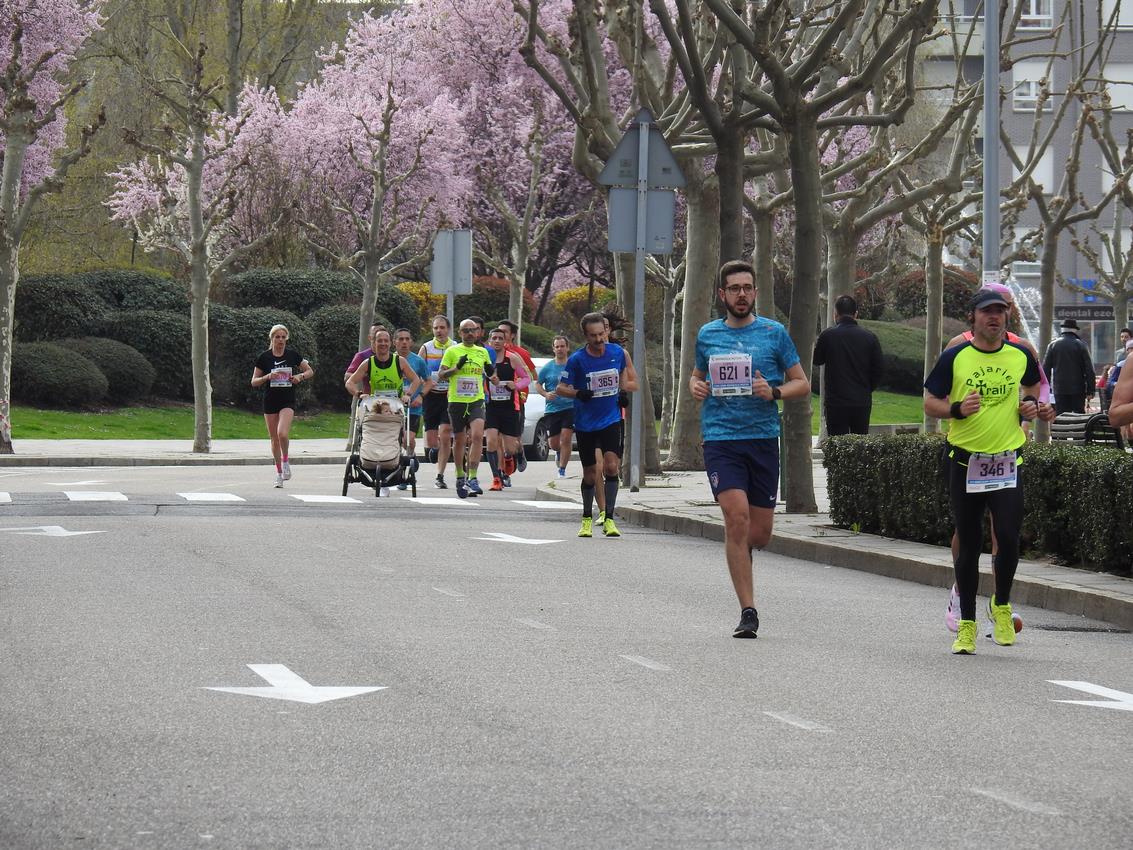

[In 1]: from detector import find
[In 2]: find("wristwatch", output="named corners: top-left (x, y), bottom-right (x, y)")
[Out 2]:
top-left (772, 386), bottom-right (782, 401)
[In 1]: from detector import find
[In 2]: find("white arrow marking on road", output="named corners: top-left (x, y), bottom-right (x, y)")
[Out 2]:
top-left (1048, 680), bottom-right (1133, 712)
top-left (65, 491), bottom-right (127, 502)
top-left (1, 525), bottom-right (106, 537)
top-left (763, 711), bottom-right (832, 732)
top-left (971, 788), bottom-right (1061, 815)
top-left (205, 664), bottom-right (386, 705)
top-left (179, 492), bottom-right (246, 502)
top-left (472, 531), bottom-right (563, 545)
top-left (620, 655), bottom-right (671, 671)
top-left (432, 586), bottom-right (465, 598)
top-left (515, 618), bottom-right (555, 631)
top-left (509, 500), bottom-right (579, 510)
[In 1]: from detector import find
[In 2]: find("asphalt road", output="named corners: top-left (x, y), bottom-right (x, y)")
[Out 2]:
top-left (1, 464), bottom-right (1131, 848)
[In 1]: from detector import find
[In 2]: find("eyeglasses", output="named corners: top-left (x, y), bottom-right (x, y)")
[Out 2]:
top-left (724, 285), bottom-right (755, 295)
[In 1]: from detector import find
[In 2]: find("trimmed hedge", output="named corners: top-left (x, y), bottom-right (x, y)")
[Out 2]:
top-left (79, 269), bottom-right (190, 312)
top-left (208, 306), bottom-right (319, 410)
top-left (374, 285), bottom-right (420, 336)
top-left (307, 304), bottom-right (390, 410)
top-left (99, 310), bottom-right (193, 400)
top-left (518, 324), bottom-right (555, 356)
top-left (223, 269), bottom-right (360, 316)
top-left (11, 341), bottom-right (109, 407)
top-left (14, 276), bottom-right (108, 342)
top-left (59, 337), bottom-right (156, 403)
top-left (859, 319), bottom-right (928, 395)
top-left (824, 434), bottom-right (1133, 575)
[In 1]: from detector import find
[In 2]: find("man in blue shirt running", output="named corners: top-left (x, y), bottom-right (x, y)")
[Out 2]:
top-left (558, 311), bottom-right (639, 538)
top-left (689, 260), bottom-right (810, 638)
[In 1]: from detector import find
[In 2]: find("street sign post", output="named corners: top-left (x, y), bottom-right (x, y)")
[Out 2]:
top-left (431, 229), bottom-right (473, 328)
top-left (598, 109), bottom-right (684, 491)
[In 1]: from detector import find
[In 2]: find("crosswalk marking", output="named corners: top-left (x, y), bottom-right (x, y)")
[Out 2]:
top-left (179, 493), bottom-right (246, 502)
top-left (510, 500), bottom-right (577, 510)
top-left (289, 494), bottom-right (360, 504)
top-left (400, 497), bottom-right (481, 506)
top-left (0, 492), bottom-right (10, 503)
top-left (65, 491), bottom-right (127, 502)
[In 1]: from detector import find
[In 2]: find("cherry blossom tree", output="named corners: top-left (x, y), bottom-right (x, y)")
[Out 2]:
top-left (0, 0), bottom-right (104, 454)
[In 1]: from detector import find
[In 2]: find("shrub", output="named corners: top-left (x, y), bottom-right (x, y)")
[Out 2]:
top-left (11, 342), bottom-right (109, 407)
top-left (891, 267), bottom-right (979, 321)
top-left (374, 284), bottom-right (420, 336)
top-left (858, 319), bottom-right (928, 394)
top-left (307, 304), bottom-right (390, 410)
top-left (223, 269), bottom-right (360, 316)
top-left (549, 284), bottom-right (615, 332)
top-left (397, 281), bottom-right (447, 331)
top-left (59, 337), bottom-right (156, 403)
top-left (99, 310), bottom-right (193, 400)
top-left (78, 269), bottom-right (190, 312)
top-left (453, 276), bottom-right (536, 325)
top-left (208, 306), bottom-right (319, 410)
top-left (824, 434), bottom-right (1133, 575)
top-left (14, 275), bottom-right (107, 342)
top-left (518, 324), bottom-right (556, 356)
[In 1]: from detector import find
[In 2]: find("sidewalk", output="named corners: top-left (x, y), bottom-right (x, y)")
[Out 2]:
top-left (2, 439), bottom-right (1131, 630)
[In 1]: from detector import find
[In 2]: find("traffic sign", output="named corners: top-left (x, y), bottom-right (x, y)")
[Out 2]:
top-left (597, 109), bottom-right (685, 189)
top-left (430, 229), bottom-right (473, 296)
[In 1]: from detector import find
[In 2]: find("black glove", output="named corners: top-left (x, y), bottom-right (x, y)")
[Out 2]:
top-left (456, 354), bottom-right (468, 369)
top-left (483, 362), bottom-right (495, 378)
top-left (617, 391), bottom-right (629, 409)
top-left (576, 389), bottom-right (594, 402)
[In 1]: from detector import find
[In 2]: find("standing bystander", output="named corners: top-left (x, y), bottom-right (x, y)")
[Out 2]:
top-left (812, 294), bottom-right (883, 435)
top-left (1043, 319), bottom-right (1095, 414)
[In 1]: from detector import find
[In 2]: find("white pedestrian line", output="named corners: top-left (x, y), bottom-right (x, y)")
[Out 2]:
top-left (400, 497), bottom-right (480, 506)
top-left (179, 493), bottom-right (246, 502)
top-left (510, 500), bottom-right (578, 510)
top-left (65, 491), bottom-right (127, 502)
top-left (289, 494), bottom-right (360, 504)
top-left (971, 788), bottom-right (1061, 816)
top-left (205, 664), bottom-right (386, 705)
top-left (432, 587), bottom-right (465, 598)
top-left (514, 618), bottom-right (555, 631)
top-left (1048, 680), bottom-right (1133, 712)
top-left (0, 492), bottom-right (9, 503)
top-left (620, 655), bottom-right (671, 672)
top-left (762, 711), bottom-right (832, 732)
top-left (472, 531), bottom-right (563, 545)
top-left (48, 480), bottom-right (108, 487)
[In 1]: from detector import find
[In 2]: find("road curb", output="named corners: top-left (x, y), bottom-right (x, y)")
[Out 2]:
top-left (534, 485), bottom-right (1133, 631)
top-left (0, 454), bottom-right (347, 468)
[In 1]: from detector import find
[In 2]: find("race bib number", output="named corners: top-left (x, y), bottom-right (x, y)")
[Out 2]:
top-left (432, 376), bottom-right (449, 392)
top-left (489, 382), bottom-right (512, 401)
top-left (966, 450), bottom-right (1018, 493)
top-left (708, 353), bottom-right (752, 396)
top-left (269, 366), bottom-right (292, 388)
top-left (587, 368), bottom-right (619, 398)
top-left (455, 375), bottom-right (480, 400)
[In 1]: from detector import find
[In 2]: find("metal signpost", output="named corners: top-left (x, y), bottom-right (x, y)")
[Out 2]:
top-left (983, 3), bottom-right (1000, 288)
top-left (597, 109), bottom-right (684, 491)
top-left (430, 229), bottom-right (473, 328)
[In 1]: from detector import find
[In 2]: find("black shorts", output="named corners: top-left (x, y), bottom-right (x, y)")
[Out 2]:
top-left (577, 422), bottom-right (623, 465)
top-left (263, 391), bottom-right (296, 415)
top-left (408, 412), bottom-right (423, 434)
top-left (703, 438), bottom-right (779, 509)
top-left (449, 399), bottom-right (486, 431)
top-left (485, 403), bottom-right (521, 436)
top-left (544, 408), bottom-right (574, 433)
top-left (424, 392), bottom-right (450, 431)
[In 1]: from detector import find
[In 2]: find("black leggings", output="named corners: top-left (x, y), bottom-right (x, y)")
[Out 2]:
top-left (948, 455), bottom-right (1024, 621)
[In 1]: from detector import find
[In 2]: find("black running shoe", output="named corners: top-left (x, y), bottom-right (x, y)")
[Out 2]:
top-left (733, 607), bottom-right (759, 639)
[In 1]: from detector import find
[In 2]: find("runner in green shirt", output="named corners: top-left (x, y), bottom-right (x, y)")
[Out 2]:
top-left (438, 319), bottom-right (495, 499)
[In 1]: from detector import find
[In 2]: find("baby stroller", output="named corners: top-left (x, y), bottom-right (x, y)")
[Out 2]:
top-left (342, 395), bottom-right (419, 497)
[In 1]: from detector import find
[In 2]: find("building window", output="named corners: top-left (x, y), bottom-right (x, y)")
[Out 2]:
top-left (1013, 146), bottom-right (1055, 193)
top-left (1102, 0), bottom-right (1133, 29)
top-left (1013, 61), bottom-right (1053, 111)
top-left (1018, 0), bottom-right (1053, 29)
top-left (1104, 63), bottom-right (1133, 112)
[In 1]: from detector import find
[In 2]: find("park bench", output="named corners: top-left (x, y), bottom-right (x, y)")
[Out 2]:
top-left (1048, 412), bottom-right (1126, 450)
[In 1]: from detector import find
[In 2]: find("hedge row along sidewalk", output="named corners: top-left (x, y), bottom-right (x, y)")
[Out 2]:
top-left (822, 433), bottom-right (1133, 576)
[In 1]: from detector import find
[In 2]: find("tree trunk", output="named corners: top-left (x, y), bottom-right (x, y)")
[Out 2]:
top-left (1035, 234), bottom-right (1060, 442)
top-left (0, 244), bottom-right (17, 454)
top-left (614, 252), bottom-right (661, 478)
top-left (225, 0), bottom-right (243, 117)
top-left (782, 117), bottom-right (821, 514)
top-left (717, 133), bottom-right (745, 264)
top-left (751, 188), bottom-right (776, 318)
top-left (508, 242), bottom-right (527, 333)
top-left (1114, 291), bottom-right (1131, 343)
top-left (187, 130), bottom-right (213, 454)
top-left (923, 228), bottom-right (945, 433)
top-left (360, 259), bottom-right (379, 350)
top-left (659, 282), bottom-right (677, 448)
top-left (664, 172), bottom-right (719, 470)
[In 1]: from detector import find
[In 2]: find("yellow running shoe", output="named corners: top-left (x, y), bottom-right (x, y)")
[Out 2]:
top-left (990, 596), bottom-right (1017, 646)
top-left (952, 620), bottom-right (977, 654)
top-left (602, 517), bottom-right (620, 537)
top-left (597, 511), bottom-right (606, 525)
top-left (577, 516), bottom-right (593, 538)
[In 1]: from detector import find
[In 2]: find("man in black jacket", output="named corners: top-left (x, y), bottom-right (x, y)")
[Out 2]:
top-left (813, 295), bottom-right (884, 435)
top-left (1043, 319), bottom-right (1095, 414)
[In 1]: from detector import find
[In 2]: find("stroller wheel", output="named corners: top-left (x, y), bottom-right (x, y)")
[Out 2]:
top-left (342, 479), bottom-right (349, 497)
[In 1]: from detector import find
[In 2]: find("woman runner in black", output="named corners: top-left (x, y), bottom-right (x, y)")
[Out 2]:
top-left (251, 324), bottom-right (313, 487)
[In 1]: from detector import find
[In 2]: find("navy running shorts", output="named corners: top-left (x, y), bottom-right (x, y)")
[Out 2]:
top-left (703, 438), bottom-right (779, 509)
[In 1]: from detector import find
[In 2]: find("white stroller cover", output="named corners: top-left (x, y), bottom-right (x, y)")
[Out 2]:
top-left (359, 397), bottom-right (404, 468)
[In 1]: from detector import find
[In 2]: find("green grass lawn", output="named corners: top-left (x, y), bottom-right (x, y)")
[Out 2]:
top-left (11, 392), bottom-right (925, 440)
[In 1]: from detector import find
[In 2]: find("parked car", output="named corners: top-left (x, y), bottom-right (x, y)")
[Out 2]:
top-left (521, 358), bottom-right (552, 461)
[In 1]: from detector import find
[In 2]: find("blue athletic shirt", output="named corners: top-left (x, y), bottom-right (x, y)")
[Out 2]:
top-left (695, 317), bottom-right (800, 441)
top-left (538, 360), bottom-right (573, 414)
top-left (401, 351), bottom-right (428, 412)
top-left (561, 343), bottom-right (627, 432)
